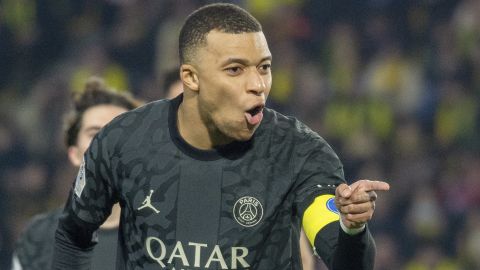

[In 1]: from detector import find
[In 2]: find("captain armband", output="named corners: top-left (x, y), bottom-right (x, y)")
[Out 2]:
top-left (302, 194), bottom-right (340, 246)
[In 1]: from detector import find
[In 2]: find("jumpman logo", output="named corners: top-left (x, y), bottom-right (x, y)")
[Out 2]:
top-left (137, 189), bottom-right (160, 214)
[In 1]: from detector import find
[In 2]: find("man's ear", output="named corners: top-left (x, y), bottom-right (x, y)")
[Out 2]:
top-left (180, 64), bottom-right (199, 92)
top-left (67, 146), bottom-right (82, 167)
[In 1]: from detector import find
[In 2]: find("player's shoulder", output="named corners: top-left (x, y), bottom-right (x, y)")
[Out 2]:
top-left (89, 98), bottom-right (173, 156)
top-left (262, 108), bottom-right (326, 145)
top-left (105, 99), bottom-right (170, 129)
top-left (94, 98), bottom-right (171, 144)
top-left (258, 108), bottom-right (338, 164)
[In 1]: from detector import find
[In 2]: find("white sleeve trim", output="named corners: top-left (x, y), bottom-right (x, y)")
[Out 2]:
top-left (11, 253), bottom-right (23, 270)
top-left (339, 218), bottom-right (366, 235)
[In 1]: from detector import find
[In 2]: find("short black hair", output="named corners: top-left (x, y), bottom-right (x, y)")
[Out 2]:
top-left (64, 76), bottom-right (143, 147)
top-left (179, 3), bottom-right (262, 64)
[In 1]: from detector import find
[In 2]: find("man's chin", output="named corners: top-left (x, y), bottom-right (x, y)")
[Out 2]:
top-left (234, 128), bottom-right (257, 142)
top-left (217, 123), bottom-right (258, 143)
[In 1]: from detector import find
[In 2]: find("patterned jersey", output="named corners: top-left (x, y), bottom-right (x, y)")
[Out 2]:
top-left (14, 208), bottom-right (118, 270)
top-left (54, 95), bottom-right (374, 269)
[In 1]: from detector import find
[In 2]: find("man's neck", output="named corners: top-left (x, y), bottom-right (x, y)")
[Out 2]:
top-left (177, 97), bottom-right (232, 150)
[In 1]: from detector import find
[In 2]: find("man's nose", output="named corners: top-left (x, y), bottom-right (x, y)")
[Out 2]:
top-left (246, 69), bottom-right (266, 96)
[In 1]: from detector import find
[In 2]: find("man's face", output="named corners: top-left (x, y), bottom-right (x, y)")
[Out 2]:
top-left (68, 105), bottom-right (127, 167)
top-left (193, 30), bottom-right (272, 142)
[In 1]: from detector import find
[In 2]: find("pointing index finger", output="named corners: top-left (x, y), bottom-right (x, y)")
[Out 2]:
top-left (358, 180), bottom-right (390, 192)
top-left (350, 180), bottom-right (390, 193)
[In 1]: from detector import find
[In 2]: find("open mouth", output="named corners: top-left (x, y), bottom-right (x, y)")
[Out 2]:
top-left (246, 105), bottom-right (263, 117)
top-left (245, 105), bottom-right (264, 126)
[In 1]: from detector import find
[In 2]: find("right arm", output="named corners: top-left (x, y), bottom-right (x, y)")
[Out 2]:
top-left (52, 134), bottom-right (117, 269)
top-left (52, 194), bottom-right (99, 269)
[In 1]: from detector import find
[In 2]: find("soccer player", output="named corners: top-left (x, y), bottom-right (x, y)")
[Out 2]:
top-left (53, 3), bottom-right (389, 269)
top-left (12, 77), bottom-right (141, 270)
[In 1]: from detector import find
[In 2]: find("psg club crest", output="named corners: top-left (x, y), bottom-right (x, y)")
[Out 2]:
top-left (233, 196), bottom-right (263, 227)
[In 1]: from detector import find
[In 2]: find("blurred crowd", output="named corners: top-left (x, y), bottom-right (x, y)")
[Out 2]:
top-left (0, 0), bottom-right (479, 269)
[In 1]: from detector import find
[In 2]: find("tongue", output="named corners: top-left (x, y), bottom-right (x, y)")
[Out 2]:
top-left (245, 111), bottom-right (263, 125)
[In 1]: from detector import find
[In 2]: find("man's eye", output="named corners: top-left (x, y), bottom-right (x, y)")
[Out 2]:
top-left (226, 67), bottom-right (242, 75)
top-left (260, 64), bottom-right (271, 70)
top-left (258, 64), bottom-right (271, 73)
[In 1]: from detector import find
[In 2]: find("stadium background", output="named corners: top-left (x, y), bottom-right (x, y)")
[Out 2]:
top-left (0, 0), bottom-right (479, 269)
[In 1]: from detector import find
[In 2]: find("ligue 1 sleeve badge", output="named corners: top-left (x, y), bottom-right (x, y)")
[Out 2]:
top-left (74, 158), bottom-right (86, 198)
top-left (233, 196), bottom-right (264, 227)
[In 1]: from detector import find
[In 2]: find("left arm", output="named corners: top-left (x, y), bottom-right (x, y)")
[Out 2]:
top-left (301, 191), bottom-right (375, 270)
top-left (292, 134), bottom-right (388, 270)
top-left (330, 180), bottom-right (389, 269)
top-left (301, 181), bottom-right (389, 270)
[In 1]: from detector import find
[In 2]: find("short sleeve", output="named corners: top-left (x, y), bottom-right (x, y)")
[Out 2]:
top-left (291, 135), bottom-right (347, 265)
top-left (293, 136), bottom-right (345, 217)
top-left (70, 132), bottom-right (117, 226)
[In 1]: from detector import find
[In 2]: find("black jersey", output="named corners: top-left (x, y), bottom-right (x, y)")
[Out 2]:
top-left (14, 208), bottom-right (118, 270)
top-left (54, 95), bottom-right (375, 269)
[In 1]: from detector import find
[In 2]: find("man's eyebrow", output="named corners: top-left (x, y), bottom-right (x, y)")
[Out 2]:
top-left (259, 56), bottom-right (272, 63)
top-left (221, 56), bottom-right (272, 66)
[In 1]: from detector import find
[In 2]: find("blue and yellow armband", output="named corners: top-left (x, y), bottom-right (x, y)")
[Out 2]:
top-left (302, 194), bottom-right (340, 246)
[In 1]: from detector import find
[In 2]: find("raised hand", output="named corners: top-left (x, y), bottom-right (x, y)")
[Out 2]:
top-left (335, 180), bottom-right (390, 229)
